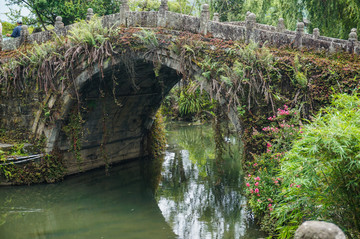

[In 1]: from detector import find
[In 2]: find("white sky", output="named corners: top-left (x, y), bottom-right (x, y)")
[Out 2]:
top-left (0, 0), bottom-right (31, 22)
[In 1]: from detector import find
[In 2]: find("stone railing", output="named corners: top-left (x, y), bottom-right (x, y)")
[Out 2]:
top-left (1, 0), bottom-right (359, 55)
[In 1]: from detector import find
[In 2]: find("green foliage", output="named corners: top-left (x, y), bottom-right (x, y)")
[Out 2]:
top-left (292, 55), bottom-right (308, 88)
top-left (129, 0), bottom-right (193, 14)
top-left (178, 88), bottom-right (202, 117)
top-left (134, 29), bottom-right (159, 50)
top-left (68, 16), bottom-right (112, 47)
top-left (1, 21), bottom-right (16, 36)
top-left (211, 0), bottom-right (359, 38)
top-left (245, 94), bottom-right (360, 238)
top-left (199, 41), bottom-right (277, 112)
top-left (275, 93), bottom-right (360, 238)
top-left (5, 0), bottom-right (120, 27)
top-left (0, 154), bottom-right (65, 185)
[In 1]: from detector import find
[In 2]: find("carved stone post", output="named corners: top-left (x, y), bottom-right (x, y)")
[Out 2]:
top-left (313, 28), bottom-right (320, 39)
top-left (200, 4), bottom-right (210, 35)
top-left (19, 25), bottom-right (30, 46)
top-left (54, 16), bottom-right (65, 36)
top-left (245, 12), bottom-right (256, 44)
top-left (86, 8), bottom-right (94, 21)
top-left (213, 13), bottom-right (219, 22)
top-left (120, 0), bottom-right (129, 26)
top-left (294, 22), bottom-right (304, 48)
top-left (349, 28), bottom-right (358, 41)
top-left (276, 18), bottom-right (285, 33)
top-left (159, 0), bottom-right (168, 11)
top-left (348, 28), bottom-right (358, 54)
top-left (55, 16), bottom-right (64, 29)
top-left (157, 0), bottom-right (168, 28)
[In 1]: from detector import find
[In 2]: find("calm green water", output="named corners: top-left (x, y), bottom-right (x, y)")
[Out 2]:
top-left (0, 123), bottom-right (264, 239)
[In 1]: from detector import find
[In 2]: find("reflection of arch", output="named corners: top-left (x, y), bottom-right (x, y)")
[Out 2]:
top-left (31, 48), bottom-right (242, 174)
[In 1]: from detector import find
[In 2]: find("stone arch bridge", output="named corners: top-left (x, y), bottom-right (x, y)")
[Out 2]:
top-left (0, 0), bottom-right (359, 174)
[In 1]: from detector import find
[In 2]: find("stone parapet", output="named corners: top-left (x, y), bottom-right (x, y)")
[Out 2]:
top-left (1, 7), bottom-right (359, 55)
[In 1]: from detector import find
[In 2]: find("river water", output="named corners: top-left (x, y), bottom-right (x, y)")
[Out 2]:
top-left (0, 122), bottom-right (264, 239)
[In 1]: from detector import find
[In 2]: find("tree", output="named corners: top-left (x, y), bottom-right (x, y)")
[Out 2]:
top-left (210, 0), bottom-right (360, 39)
top-left (5, 0), bottom-right (120, 29)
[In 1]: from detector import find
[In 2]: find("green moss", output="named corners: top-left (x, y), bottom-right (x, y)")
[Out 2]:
top-left (0, 154), bottom-right (65, 185)
top-left (147, 111), bottom-right (166, 158)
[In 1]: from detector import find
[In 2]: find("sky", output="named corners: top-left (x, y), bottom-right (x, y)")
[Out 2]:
top-left (0, 1), bottom-right (30, 22)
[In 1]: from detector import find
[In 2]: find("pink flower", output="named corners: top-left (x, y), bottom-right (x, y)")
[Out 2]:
top-left (253, 163), bottom-right (258, 167)
top-left (269, 208), bottom-right (273, 211)
top-left (255, 182), bottom-right (259, 186)
top-left (268, 204), bottom-right (272, 207)
top-left (274, 180), bottom-right (279, 184)
top-left (255, 176), bottom-right (260, 181)
top-left (257, 194), bottom-right (260, 196)
top-left (268, 198), bottom-right (273, 202)
top-left (246, 183), bottom-right (250, 187)
top-left (255, 188), bottom-right (259, 193)
top-left (257, 199), bottom-right (261, 202)
top-left (250, 189), bottom-right (254, 193)
top-left (248, 174), bottom-right (251, 177)
top-left (296, 185), bottom-right (301, 188)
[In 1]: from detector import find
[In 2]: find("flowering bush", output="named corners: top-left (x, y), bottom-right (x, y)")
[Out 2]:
top-left (245, 94), bottom-right (360, 238)
top-left (274, 93), bottom-right (360, 238)
top-left (245, 104), bottom-right (302, 232)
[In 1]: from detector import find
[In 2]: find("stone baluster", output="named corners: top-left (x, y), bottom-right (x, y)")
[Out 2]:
top-left (276, 18), bottom-right (285, 33)
top-left (120, 0), bottom-right (129, 26)
top-left (349, 28), bottom-right (358, 41)
top-left (159, 0), bottom-right (168, 12)
top-left (200, 4), bottom-right (210, 35)
top-left (54, 16), bottom-right (65, 36)
top-left (213, 13), bottom-right (219, 22)
top-left (245, 12), bottom-right (256, 44)
top-left (157, 0), bottom-right (168, 27)
top-left (313, 28), bottom-right (320, 39)
top-left (294, 22), bottom-right (304, 48)
top-left (19, 25), bottom-right (30, 46)
top-left (54, 16), bottom-right (64, 29)
top-left (348, 28), bottom-right (358, 54)
top-left (86, 8), bottom-right (94, 21)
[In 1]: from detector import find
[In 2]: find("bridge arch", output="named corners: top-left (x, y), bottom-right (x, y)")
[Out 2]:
top-left (35, 48), bottom-right (240, 174)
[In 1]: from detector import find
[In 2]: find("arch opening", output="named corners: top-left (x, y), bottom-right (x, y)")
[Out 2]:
top-left (57, 59), bottom-right (181, 174)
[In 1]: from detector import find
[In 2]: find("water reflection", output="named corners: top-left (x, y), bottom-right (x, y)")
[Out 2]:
top-left (156, 123), bottom-right (264, 239)
top-left (0, 160), bottom-right (175, 239)
top-left (0, 123), bottom-right (264, 239)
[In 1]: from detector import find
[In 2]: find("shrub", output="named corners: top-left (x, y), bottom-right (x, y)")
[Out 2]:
top-left (275, 93), bottom-right (360, 238)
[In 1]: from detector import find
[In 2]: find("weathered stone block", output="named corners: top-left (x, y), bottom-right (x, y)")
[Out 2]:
top-left (294, 221), bottom-right (346, 239)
